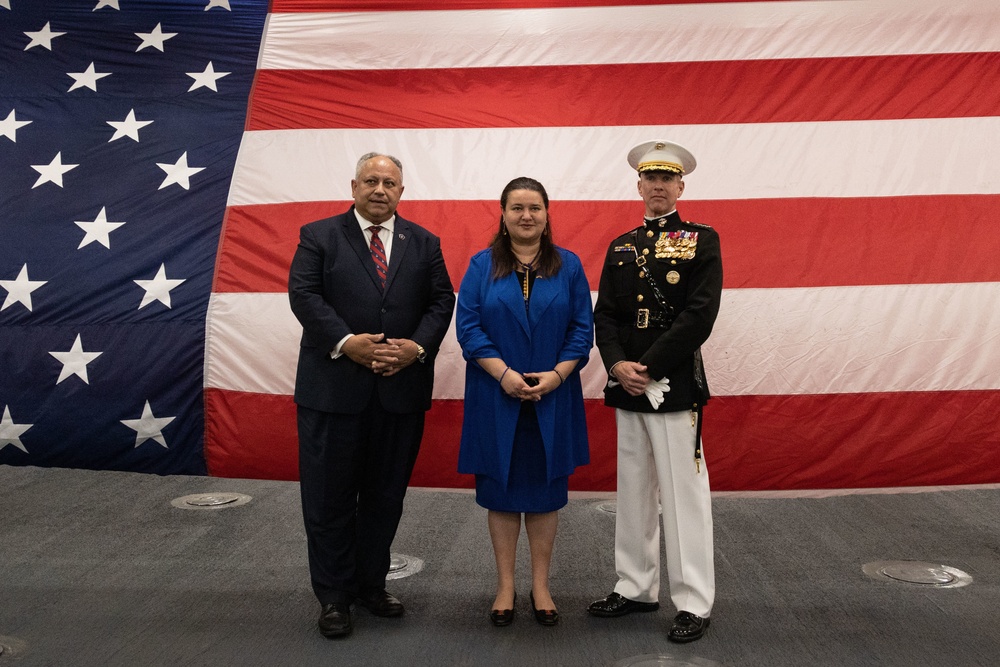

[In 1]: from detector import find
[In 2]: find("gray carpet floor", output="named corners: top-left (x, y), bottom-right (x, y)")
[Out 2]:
top-left (1, 465), bottom-right (999, 666)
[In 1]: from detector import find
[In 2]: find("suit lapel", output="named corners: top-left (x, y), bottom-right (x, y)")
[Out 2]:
top-left (384, 217), bottom-right (411, 292)
top-left (498, 272), bottom-right (531, 338)
top-left (527, 272), bottom-right (558, 330)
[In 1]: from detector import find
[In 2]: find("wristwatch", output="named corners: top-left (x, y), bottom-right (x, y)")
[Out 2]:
top-left (415, 344), bottom-right (427, 363)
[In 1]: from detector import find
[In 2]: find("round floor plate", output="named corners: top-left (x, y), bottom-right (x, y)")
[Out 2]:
top-left (862, 560), bottom-right (972, 588)
top-left (0, 636), bottom-right (29, 659)
top-left (595, 500), bottom-right (617, 514)
top-left (171, 492), bottom-right (252, 510)
top-left (386, 552), bottom-right (424, 580)
top-left (613, 654), bottom-right (722, 667)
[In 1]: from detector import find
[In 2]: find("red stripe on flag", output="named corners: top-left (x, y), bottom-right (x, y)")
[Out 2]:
top-left (212, 195), bottom-right (1000, 293)
top-left (705, 391), bottom-right (1000, 490)
top-left (247, 54), bottom-right (1000, 131)
top-left (268, 0), bottom-right (774, 12)
top-left (204, 389), bottom-right (1000, 491)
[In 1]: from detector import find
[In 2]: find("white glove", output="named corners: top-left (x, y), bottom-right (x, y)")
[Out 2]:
top-left (606, 376), bottom-right (671, 409)
top-left (643, 377), bottom-right (671, 409)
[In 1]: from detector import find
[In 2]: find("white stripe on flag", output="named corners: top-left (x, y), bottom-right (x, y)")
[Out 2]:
top-left (258, 1), bottom-right (1000, 71)
top-left (205, 281), bottom-right (1000, 398)
top-left (227, 117), bottom-right (1000, 206)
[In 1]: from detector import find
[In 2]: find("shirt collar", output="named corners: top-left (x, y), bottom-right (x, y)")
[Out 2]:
top-left (644, 209), bottom-right (677, 223)
top-left (354, 208), bottom-right (395, 232)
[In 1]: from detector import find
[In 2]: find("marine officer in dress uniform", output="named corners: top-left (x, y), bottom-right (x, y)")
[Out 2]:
top-left (587, 140), bottom-right (723, 643)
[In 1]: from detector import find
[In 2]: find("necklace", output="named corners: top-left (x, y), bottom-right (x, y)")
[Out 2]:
top-left (514, 246), bottom-right (541, 268)
top-left (515, 247), bottom-right (540, 302)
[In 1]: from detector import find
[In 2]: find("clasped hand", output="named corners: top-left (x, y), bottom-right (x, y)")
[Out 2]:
top-left (343, 333), bottom-right (418, 377)
top-left (613, 361), bottom-right (651, 397)
top-left (500, 370), bottom-right (560, 402)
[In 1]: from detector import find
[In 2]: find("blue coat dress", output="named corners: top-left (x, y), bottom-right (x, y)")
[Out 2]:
top-left (456, 247), bottom-right (594, 489)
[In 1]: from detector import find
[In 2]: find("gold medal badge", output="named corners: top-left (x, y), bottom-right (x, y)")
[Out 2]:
top-left (666, 270), bottom-right (680, 284)
top-left (655, 231), bottom-right (698, 259)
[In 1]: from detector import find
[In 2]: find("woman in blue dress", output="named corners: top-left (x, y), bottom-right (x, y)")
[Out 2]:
top-left (456, 177), bottom-right (593, 626)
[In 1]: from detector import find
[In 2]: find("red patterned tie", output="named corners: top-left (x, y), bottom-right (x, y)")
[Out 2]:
top-left (369, 225), bottom-right (388, 289)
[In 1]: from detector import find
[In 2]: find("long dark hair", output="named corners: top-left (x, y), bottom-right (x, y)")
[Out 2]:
top-left (489, 177), bottom-right (562, 279)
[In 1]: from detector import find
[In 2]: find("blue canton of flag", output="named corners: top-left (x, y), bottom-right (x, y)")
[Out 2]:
top-left (0, 0), bottom-right (267, 474)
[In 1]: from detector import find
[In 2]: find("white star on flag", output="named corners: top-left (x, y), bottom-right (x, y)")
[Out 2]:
top-left (0, 264), bottom-right (47, 312)
top-left (134, 263), bottom-right (186, 309)
top-left (1, 109), bottom-right (32, 142)
top-left (135, 23), bottom-right (177, 52)
top-left (204, 0), bottom-right (231, 10)
top-left (107, 109), bottom-right (153, 142)
top-left (121, 401), bottom-right (175, 448)
top-left (186, 61), bottom-right (230, 92)
top-left (0, 406), bottom-right (32, 454)
top-left (75, 207), bottom-right (126, 249)
top-left (31, 151), bottom-right (79, 189)
top-left (93, 0), bottom-right (120, 9)
top-left (24, 22), bottom-right (66, 51)
top-left (68, 62), bottom-right (112, 92)
top-left (156, 151), bottom-right (204, 190)
top-left (49, 334), bottom-right (103, 385)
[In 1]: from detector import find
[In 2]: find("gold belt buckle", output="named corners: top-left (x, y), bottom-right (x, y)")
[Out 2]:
top-left (636, 308), bottom-right (649, 329)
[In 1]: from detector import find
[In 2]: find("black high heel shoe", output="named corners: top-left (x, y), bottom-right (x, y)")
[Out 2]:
top-left (489, 593), bottom-right (516, 627)
top-left (530, 591), bottom-right (559, 626)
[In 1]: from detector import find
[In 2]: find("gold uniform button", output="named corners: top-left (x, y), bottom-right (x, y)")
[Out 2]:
top-left (639, 270), bottom-right (645, 278)
top-left (666, 270), bottom-right (680, 284)
top-left (642, 248), bottom-right (650, 255)
top-left (637, 294), bottom-right (644, 302)
top-left (646, 230), bottom-right (654, 238)
top-left (617, 261), bottom-right (623, 266)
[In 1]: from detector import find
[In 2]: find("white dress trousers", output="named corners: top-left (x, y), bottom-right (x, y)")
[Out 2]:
top-left (612, 409), bottom-right (715, 618)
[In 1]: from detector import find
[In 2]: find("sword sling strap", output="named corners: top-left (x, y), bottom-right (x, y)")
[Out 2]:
top-left (630, 230), bottom-right (676, 322)
top-left (632, 230), bottom-right (705, 473)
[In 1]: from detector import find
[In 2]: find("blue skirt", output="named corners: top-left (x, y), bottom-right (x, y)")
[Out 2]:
top-left (475, 402), bottom-right (568, 513)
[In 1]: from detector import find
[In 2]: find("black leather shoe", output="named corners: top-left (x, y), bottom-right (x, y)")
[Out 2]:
top-left (356, 590), bottom-right (405, 617)
top-left (530, 591), bottom-right (558, 627)
top-left (318, 603), bottom-right (352, 638)
top-left (668, 611), bottom-right (710, 643)
top-left (587, 592), bottom-right (659, 617)
top-left (489, 593), bottom-right (516, 627)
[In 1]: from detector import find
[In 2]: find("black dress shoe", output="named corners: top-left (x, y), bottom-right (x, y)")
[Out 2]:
top-left (318, 603), bottom-right (352, 638)
top-left (668, 611), bottom-right (710, 643)
top-left (530, 591), bottom-right (558, 627)
top-left (356, 590), bottom-right (405, 617)
top-left (587, 592), bottom-right (659, 617)
top-left (489, 593), bottom-right (516, 627)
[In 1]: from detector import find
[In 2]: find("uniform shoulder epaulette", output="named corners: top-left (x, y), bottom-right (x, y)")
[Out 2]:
top-left (614, 225), bottom-right (643, 241)
top-left (610, 226), bottom-right (643, 253)
top-left (681, 220), bottom-right (713, 230)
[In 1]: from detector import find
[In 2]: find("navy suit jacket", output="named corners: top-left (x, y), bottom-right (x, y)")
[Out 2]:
top-left (288, 207), bottom-right (455, 415)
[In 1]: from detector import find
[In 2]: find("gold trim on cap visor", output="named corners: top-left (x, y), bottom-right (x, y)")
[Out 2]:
top-left (638, 161), bottom-right (684, 173)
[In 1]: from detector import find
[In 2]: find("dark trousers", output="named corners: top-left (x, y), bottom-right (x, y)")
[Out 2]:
top-left (297, 398), bottom-right (425, 605)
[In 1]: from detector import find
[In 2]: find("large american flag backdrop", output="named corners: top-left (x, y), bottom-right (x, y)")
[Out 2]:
top-left (2, 0), bottom-right (999, 491)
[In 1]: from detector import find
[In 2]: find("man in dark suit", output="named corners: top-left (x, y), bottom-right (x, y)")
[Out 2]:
top-left (288, 152), bottom-right (455, 638)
